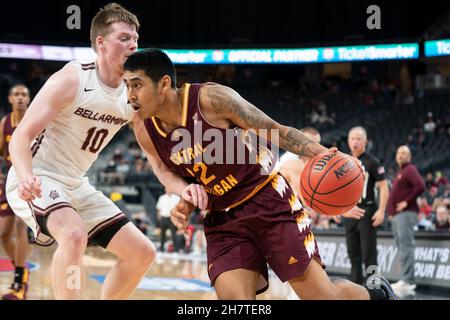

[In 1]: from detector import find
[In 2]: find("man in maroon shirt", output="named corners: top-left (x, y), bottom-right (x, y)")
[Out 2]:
top-left (387, 145), bottom-right (425, 294)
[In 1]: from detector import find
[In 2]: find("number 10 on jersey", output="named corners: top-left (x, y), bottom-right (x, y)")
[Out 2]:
top-left (81, 127), bottom-right (109, 153)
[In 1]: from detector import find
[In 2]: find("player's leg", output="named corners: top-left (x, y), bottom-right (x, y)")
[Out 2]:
top-left (14, 217), bottom-right (31, 272)
top-left (289, 259), bottom-right (370, 299)
top-left (47, 208), bottom-right (88, 300)
top-left (0, 215), bottom-right (15, 260)
top-left (73, 182), bottom-right (156, 300)
top-left (101, 222), bottom-right (156, 299)
top-left (206, 238), bottom-right (269, 300)
top-left (257, 178), bottom-right (396, 300)
top-left (2, 216), bottom-right (32, 300)
top-left (214, 268), bottom-right (261, 299)
top-left (11, 217), bottom-right (31, 293)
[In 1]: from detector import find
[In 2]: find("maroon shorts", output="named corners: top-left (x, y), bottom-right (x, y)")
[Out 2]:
top-left (203, 174), bottom-right (324, 294)
top-left (0, 180), bottom-right (14, 217)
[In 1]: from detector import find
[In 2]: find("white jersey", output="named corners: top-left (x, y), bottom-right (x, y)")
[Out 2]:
top-left (31, 60), bottom-right (133, 178)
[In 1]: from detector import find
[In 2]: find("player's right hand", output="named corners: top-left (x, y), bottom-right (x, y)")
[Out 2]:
top-left (181, 183), bottom-right (208, 210)
top-left (17, 175), bottom-right (42, 201)
top-left (342, 206), bottom-right (365, 220)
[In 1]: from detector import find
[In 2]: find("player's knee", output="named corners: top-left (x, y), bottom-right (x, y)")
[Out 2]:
top-left (59, 228), bottom-right (88, 254)
top-left (0, 227), bottom-right (13, 242)
top-left (138, 242), bottom-right (156, 268)
top-left (125, 239), bottom-right (156, 270)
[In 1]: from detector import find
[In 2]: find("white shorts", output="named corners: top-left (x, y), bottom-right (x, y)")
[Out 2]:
top-left (6, 167), bottom-right (129, 247)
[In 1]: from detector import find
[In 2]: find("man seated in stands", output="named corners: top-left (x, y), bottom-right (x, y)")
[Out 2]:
top-left (434, 205), bottom-right (450, 232)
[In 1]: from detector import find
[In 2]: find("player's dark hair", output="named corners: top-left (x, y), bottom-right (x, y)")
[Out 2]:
top-left (124, 48), bottom-right (177, 88)
top-left (8, 84), bottom-right (29, 96)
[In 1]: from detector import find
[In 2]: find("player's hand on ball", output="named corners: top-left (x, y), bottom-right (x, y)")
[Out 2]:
top-left (17, 175), bottom-right (42, 201)
top-left (342, 206), bottom-right (365, 220)
top-left (181, 183), bottom-right (208, 210)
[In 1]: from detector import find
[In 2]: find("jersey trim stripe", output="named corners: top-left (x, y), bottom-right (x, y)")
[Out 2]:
top-left (31, 131), bottom-right (45, 157)
top-left (151, 117), bottom-right (168, 138)
top-left (10, 112), bottom-right (17, 128)
top-left (150, 83), bottom-right (191, 138)
top-left (88, 212), bottom-right (125, 238)
top-left (30, 202), bottom-right (75, 216)
top-left (181, 83), bottom-right (190, 127)
top-left (219, 169), bottom-right (279, 212)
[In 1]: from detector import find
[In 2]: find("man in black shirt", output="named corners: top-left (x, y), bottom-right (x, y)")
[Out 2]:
top-left (339, 126), bottom-right (389, 285)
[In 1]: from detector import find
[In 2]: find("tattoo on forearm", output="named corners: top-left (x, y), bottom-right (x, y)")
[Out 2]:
top-left (281, 127), bottom-right (323, 159)
top-left (208, 86), bottom-right (275, 129)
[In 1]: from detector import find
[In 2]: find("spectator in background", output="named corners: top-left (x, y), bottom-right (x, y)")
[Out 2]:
top-left (425, 172), bottom-right (436, 190)
top-left (417, 196), bottom-right (432, 217)
top-left (115, 158), bottom-right (130, 185)
top-left (109, 191), bottom-right (132, 220)
top-left (423, 112), bottom-right (436, 134)
top-left (156, 187), bottom-right (182, 253)
top-left (387, 145), bottom-right (425, 295)
top-left (433, 205), bottom-right (449, 231)
top-left (425, 185), bottom-right (439, 207)
top-left (434, 171), bottom-right (448, 189)
top-left (432, 193), bottom-right (449, 213)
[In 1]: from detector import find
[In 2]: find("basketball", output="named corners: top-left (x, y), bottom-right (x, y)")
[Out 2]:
top-left (300, 152), bottom-right (364, 216)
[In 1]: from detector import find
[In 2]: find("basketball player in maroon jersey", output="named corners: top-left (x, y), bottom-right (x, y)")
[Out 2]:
top-left (124, 49), bottom-right (396, 300)
top-left (0, 84), bottom-right (31, 300)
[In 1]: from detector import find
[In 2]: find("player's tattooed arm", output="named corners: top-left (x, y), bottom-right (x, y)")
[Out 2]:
top-left (202, 83), bottom-right (327, 159)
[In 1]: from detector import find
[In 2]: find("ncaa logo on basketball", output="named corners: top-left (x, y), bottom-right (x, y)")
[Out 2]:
top-left (314, 153), bottom-right (336, 171)
top-left (334, 160), bottom-right (356, 179)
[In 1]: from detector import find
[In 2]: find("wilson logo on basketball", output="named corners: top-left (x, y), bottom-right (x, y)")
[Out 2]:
top-left (334, 160), bottom-right (356, 179)
top-left (314, 153), bottom-right (336, 171)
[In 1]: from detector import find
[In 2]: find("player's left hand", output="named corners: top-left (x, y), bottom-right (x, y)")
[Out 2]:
top-left (372, 209), bottom-right (385, 227)
top-left (395, 201), bottom-right (408, 213)
top-left (170, 198), bottom-right (195, 234)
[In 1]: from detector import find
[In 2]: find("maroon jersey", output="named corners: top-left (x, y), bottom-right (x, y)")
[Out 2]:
top-left (145, 83), bottom-right (278, 212)
top-left (2, 112), bottom-right (18, 168)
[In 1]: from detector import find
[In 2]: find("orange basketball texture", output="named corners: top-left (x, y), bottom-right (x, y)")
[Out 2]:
top-left (300, 152), bottom-right (364, 216)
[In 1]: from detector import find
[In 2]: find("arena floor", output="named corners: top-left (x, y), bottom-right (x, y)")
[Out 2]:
top-left (1, 245), bottom-right (449, 300)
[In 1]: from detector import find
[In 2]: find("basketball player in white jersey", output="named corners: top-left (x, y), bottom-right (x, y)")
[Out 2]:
top-left (6, 3), bottom-right (155, 299)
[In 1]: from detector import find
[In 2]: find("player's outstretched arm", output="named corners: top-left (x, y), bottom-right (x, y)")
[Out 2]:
top-left (200, 83), bottom-right (329, 160)
top-left (9, 66), bottom-right (78, 200)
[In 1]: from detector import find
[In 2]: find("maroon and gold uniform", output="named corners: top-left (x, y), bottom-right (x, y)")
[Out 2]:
top-left (0, 113), bottom-right (18, 217)
top-left (145, 83), bottom-right (323, 293)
